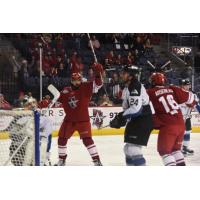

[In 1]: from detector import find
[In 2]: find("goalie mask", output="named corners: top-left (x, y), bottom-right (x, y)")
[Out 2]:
top-left (23, 96), bottom-right (38, 110)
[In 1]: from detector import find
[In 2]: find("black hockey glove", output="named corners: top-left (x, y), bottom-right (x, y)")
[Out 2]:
top-left (110, 112), bottom-right (126, 129)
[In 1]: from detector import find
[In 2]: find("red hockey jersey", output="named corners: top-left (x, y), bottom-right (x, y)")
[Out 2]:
top-left (58, 80), bottom-right (102, 122)
top-left (147, 85), bottom-right (195, 128)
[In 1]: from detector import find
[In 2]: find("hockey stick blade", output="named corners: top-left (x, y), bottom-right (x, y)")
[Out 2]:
top-left (47, 84), bottom-right (60, 108)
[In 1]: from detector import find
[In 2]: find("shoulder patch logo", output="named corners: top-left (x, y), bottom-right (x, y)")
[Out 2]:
top-left (62, 89), bottom-right (69, 94)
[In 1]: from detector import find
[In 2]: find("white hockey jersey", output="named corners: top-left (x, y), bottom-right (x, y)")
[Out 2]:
top-left (122, 80), bottom-right (154, 119)
top-left (40, 115), bottom-right (53, 138)
top-left (179, 93), bottom-right (199, 121)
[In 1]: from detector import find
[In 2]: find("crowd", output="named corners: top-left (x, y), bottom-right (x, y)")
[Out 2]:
top-left (3, 33), bottom-right (163, 105)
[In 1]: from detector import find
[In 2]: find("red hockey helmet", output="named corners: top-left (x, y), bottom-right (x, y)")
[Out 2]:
top-left (149, 72), bottom-right (166, 86)
top-left (71, 72), bottom-right (82, 82)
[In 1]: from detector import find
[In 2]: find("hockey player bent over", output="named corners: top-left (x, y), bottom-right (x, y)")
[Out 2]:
top-left (179, 79), bottom-right (200, 155)
top-left (110, 66), bottom-right (154, 166)
top-left (148, 73), bottom-right (196, 166)
top-left (55, 63), bottom-right (103, 166)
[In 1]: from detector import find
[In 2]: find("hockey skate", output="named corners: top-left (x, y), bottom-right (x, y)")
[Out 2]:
top-left (93, 160), bottom-right (103, 166)
top-left (54, 159), bottom-right (66, 166)
top-left (44, 159), bottom-right (52, 166)
top-left (182, 146), bottom-right (194, 155)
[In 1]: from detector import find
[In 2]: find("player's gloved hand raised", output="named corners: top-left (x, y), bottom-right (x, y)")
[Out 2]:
top-left (92, 63), bottom-right (104, 75)
top-left (110, 112), bottom-right (126, 129)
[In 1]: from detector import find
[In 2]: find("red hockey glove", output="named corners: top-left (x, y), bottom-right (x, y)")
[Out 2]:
top-left (92, 63), bottom-right (104, 75)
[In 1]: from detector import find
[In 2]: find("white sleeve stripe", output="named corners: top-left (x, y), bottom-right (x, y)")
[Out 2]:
top-left (93, 81), bottom-right (103, 93)
top-left (186, 92), bottom-right (194, 104)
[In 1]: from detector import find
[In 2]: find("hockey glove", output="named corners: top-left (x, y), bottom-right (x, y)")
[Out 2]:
top-left (110, 112), bottom-right (126, 129)
top-left (92, 63), bottom-right (104, 75)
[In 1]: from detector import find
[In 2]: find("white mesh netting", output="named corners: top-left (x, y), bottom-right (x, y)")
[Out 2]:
top-left (0, 110), bottom-right (37, 166)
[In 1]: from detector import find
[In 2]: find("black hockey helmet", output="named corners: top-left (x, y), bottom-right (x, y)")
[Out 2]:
top-left (179, 78), bottom-right (191, 86)
top-left (122, 65), bottom-right (140, 77)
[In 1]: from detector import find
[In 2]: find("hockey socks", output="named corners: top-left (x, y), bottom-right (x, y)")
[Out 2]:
top-left (162, 154), bottom-right (176, 166)
top-left (124, 143), bottom-right (146, 166)
top-left (172, 150), bottom-right (186, 166)
top-left (82, 137), bottom-right (101, 162)
top-left (183, 130), bottom-right (191, 147)
top-left (162, 151), bottom-right (186, 166)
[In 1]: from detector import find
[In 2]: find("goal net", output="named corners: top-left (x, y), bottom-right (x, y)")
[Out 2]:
top-left (0, 110), bottom-right (40, 166)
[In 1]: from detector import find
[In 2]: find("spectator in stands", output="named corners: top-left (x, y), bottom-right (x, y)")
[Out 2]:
top-left (70, 55), bottom-right (84, 74)
top-left (88, 35), bottom-right (100, 50)
top-left (118, 70), bottom-right (124, 84)
top-left (38, 95), bottom-right (51, 108)
top-left (57, 63), bottom-right (68, 77)
top-left (105, 50), bottom-right (115, 65)
top-left (42, 55), bottom-right (51, 76)
top-left (104, 58), bottom-right (112, 69)
top-left (11, 56), bottom-right (34, 92)
top-left (133, 36), bottom-right (145, 55)
top-left (30, 61), bottom-right (41, 77)
top-left (28, 92), bottom-right (34, 99)
top-left (115, 54), bottom-right (124, 65)
top-left (109, 72), bottom-right (123, 104)
top-left (0, 93), bottom-right (12, 110)
top-left (126, 51), bottom-right (135, 66)
top-left (111, 34), bottom-right (122, 50)
top-left (14, 92), bottom-right (25, 108)
top-left (98, 94), bottom-right (113, 106)
top-left (111, 72), bottom-right (119, 84)
top-left (144, 38), bottom-right (152, 49)
top-left (49, 66), bottom-right (57, 77)
top-left (55, 55), bottom-right (63, 68)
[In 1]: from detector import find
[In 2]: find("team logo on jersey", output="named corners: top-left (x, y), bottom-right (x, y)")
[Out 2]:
top-left (90, 109), bottom-right (106, 128)
top-left (130, 89), bottom-right (138, 95)
top-left (68, 96), bottom-right (79, 109)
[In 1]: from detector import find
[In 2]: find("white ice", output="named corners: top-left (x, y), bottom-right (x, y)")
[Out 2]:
top-left (50, 133), bottom-right (200, 166)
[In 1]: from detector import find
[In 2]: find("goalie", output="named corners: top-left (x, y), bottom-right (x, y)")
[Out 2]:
top-left (9, 96), bottom-right (53, 166)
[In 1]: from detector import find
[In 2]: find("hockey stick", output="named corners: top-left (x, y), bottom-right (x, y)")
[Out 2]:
top-left (40, 84), bottom-right (60, 117)
top-left (97, 124), bottom-right (110, 130)
top-left (160, 60), bottom-right (171, 70)
top-left (147, 60), bottom-right (156, 69)
top-left (87, 33), bottom-right (109, 96)
top-left (47, 84), bottom-right (60, 108)
top-left (147, 60), bottom-right (172, 73)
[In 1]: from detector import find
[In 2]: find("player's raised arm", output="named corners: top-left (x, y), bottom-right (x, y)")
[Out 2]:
top-left (91, 63), bottom-right (104, 93)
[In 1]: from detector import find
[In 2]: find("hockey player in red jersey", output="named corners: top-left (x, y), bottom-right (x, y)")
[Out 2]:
top-left (55, 63), bottom-right (103, 166)
top-left (147, 73), bottom-right (196, 166)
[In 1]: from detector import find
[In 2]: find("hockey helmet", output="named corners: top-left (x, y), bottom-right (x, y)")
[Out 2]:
top-left (71, 72), bottom-right (82, 82)
top-left (149, 72), bottom-right (166, 86)
top-left (179, 78), bottom-right (191, 86)
top-left (123, 65), bottom-right (140, 76)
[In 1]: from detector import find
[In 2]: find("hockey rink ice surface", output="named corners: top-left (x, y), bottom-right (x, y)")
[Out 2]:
top-left (51, 133), bottom-right (200, 166)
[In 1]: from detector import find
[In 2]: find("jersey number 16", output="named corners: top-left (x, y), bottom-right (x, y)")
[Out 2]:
top-left (159, 94), bottom-right (179, 115)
